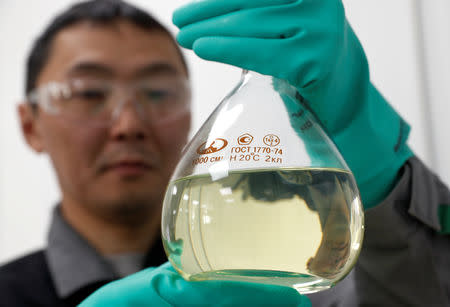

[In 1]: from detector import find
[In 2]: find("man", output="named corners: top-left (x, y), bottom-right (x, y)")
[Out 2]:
top-left (0, 0), bottom-right (191, 305)
top-left (1, 0), bottom-right (449, 307)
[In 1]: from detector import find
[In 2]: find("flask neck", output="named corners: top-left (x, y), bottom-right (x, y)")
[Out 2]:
top-left (241, 69), bottom-right (274, 84)
top-left (242, 69), bottom-right (297, 98)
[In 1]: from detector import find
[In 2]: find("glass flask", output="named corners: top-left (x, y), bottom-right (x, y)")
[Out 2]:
top-left (161, 70), bottom-right (364, 294)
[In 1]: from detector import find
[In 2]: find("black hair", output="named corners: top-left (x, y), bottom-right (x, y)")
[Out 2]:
top-left (25, 0), bottom-right (188, 95)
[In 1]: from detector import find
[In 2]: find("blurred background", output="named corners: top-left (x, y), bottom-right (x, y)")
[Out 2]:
top-left (1, 0), bottom-right (449, 264)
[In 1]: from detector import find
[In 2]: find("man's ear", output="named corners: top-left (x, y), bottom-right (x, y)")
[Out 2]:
top-left (17, 103), bottom-right (45, 153)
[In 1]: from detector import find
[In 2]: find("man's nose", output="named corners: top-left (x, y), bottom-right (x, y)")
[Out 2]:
top-left (109, 99), bottom-right (148, 141)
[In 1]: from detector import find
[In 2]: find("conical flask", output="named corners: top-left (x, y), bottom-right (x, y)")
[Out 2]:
top-left (161, 70), bottom-right (364, 294)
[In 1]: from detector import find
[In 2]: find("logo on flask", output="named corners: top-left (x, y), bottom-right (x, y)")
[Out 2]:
top-left (263, 134), bottom-right (280, 147)
top-left (238, 133), bottom-right (254, 145)
top-left (196, 138), bottom-right (228, 155)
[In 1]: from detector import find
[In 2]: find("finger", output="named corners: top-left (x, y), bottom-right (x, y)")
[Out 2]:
top-left (79, 268), bottom-right (172, 307)
top-left (192, 36), bottom-right (282, 74)
top-left (176, 5), bottom-right (302, 49)
top-left (173, 0), bottom-right (297, 28)
top-left (192, 36), bottom-right (317, 86)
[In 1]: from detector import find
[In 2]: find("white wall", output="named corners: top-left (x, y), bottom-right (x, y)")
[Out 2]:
top-left (416, 0), bottom-right (450, 186)
top-left (0, 0), bottom-right (448, 264)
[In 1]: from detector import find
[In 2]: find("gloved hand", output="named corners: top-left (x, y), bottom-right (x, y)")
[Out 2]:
top-left (79, 262), bottom-right (311, 307)
top-left (173, 0), bottom-right (413, 209)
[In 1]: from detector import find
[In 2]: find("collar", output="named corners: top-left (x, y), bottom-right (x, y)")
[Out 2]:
top-left (45, 206), bottom-right (168, 299)
top-left (45, 207), bottom-right (116, 298)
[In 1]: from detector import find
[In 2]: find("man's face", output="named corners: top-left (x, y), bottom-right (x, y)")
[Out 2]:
top-left (23, 20), bottom-right (191, 223)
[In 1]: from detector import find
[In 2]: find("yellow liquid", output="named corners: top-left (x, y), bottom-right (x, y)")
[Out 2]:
top-left (162, 168), bottom-right (364, 293)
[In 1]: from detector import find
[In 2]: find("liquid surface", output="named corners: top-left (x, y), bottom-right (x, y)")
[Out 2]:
top-left (162, 168), bottom-right (364, 293)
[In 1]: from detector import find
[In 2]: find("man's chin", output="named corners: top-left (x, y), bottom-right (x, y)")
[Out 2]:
top-left (102, 166), bottom-right (164, 183)
top-left (91, 194), bottom-right (163, 226)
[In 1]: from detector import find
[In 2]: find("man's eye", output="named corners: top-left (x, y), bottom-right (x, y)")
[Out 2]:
top-left (76, 89), bottom-right (107, 101)
top-left (144, 90), bottom-right (171, 102)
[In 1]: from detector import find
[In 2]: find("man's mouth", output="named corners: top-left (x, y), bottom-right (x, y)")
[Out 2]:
top-left (104, 159), bottom-right (153, 177)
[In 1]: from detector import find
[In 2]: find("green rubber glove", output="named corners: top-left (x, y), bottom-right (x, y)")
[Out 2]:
top-left (79, 262), bottom-right (310, 307)
top-left (173, 0), bottom-right (413, 209)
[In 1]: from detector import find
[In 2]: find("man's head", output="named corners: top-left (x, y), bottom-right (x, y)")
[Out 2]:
top-left (19, 0), bottom-right (191, 226)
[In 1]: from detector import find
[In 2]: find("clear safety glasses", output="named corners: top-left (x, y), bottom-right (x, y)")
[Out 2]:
top-left (27, 76), bottom-right (191, 125)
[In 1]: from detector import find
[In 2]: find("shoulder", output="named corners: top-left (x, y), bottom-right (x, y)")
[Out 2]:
top-left (0, 250), bottom-right (60, 306)
top-left (0, 250), bottom-right (50, 284)
top-left (0, 249), bottom-right (45, 273)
